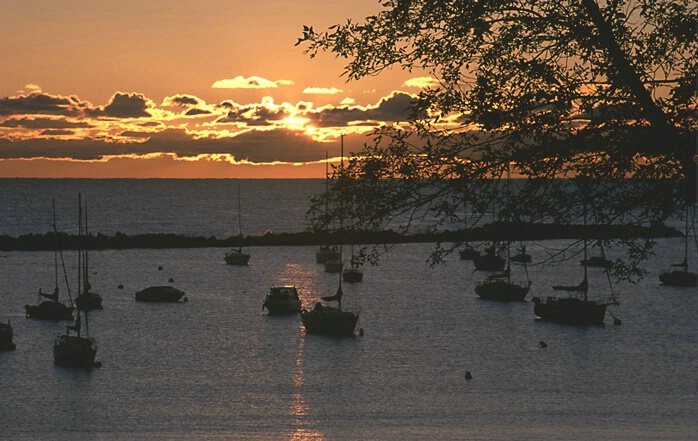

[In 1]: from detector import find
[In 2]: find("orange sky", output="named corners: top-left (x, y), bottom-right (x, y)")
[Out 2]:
top-left (0, 0), bottom-right (440, 178)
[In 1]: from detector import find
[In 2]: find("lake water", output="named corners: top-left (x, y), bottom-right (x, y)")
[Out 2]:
top-left (0, 179), bottom-right (696, 440)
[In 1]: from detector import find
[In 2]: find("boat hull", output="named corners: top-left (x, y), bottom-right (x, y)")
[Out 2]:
top-left (459, 247), bottom-right (480, 260)
top-left (263, 286), bottom-right (302, 315)
top-left (475, 280), bottom-right (530, 301)
top-left (25, 301), bottom-right (74, 320)
top-left (76, 292), bottom-right (103, 310)
top-left (474, 254), bottom-right (506, 271)
top-left (659, 270), bottom-right (697, 287)
top-left (324, 259), bottom-right (343, 273)
top-left (135, 286), bottom-right (186, 302)
top-left (342, 268), bottom-right (363, 283)
top-left (0, 322), bottom-right (16, 351)
top-left (53, 335), bottom-right (97, 368)
top-left (532, 296), bottom-right (608, 325)
top-left (225, 251), bottom-right (250, 265)
top-left (300, 307), bottom-right (358, 337)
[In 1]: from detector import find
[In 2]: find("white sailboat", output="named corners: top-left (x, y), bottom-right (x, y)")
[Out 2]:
top-left (225, 182), bottom-right (251, 265)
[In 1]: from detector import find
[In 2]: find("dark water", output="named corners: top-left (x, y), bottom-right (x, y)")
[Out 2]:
top-left (0, 179), bottom-right (696, 440)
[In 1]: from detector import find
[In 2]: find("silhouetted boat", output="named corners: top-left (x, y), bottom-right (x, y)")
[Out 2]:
top-left (316, 245), bottom-right (340, 264)
top-left (342, 267), bottom-right (363, 283)
top-left (262, 286), bottom-right (302, 315)
top-left (224, 182), bottom-right (251, 266)
top-left (135, 286), bottom-right (186, 302)
top-left (300, 281), bottom-right (360, 337)
top-left (473, 244), bottom-right (506, 271)
top-left (25, 200), bottom-right (75, 321)
top-left (510, 244), bottom-right (532, 263)
top-left (532, 209), bottom-right (618, 325)
top-left (659, 204), bottom-right (696, 287)
top-left (580, 255), bottom-right (613, 268)
top-left (54, 194), bottom-right (99, 368)
top-left (75, 199), bottom-right (103, 311)
top-left (0, 321), bottom-right (15, 351)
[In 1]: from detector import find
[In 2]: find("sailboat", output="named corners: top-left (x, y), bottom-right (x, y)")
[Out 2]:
top-left (473, 186), bottom-right (505, 271)
top-left (475, 165), bottom-right (531, 301)
top-left (338, 135), bottom-right (363, 283)
top-left (300, 275), bottom-right (360, 337)
top-left (659, 203), bottom-right (697, 287)
top-left (25, 200), bottom-right (75, 321)
top-left (532, 206), bottom-right (618, 325)
top-left (0, 320), bottom-right (15, 351)
top-left (316, 151), bottom-right (341, 264)
top-left (75, 199), bottom-right (103, 310)
top-left (224, 182), bottom-right (251, 266)
top-left (54, 194), bottom-right (98, 368)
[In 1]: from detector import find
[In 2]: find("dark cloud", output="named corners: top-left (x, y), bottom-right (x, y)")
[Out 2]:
top-left (185, 108), bottom-right (212, 116)
top-left (0, 127), bottom-right (335, 163)
top-left (39, 129), bottom-right (74, 136)
top-left (216, 104), bottom-right (291, 126)
top-left (163, 94), bottom-right (202, 107)
top-left (306, 92), bottom-right (417, 127)
top-left (88, 92), bottom-right (153, 118)
top-left (0, 116), bottom-right (93, 129)
top-left (0, 92), bottom-right (91, 117)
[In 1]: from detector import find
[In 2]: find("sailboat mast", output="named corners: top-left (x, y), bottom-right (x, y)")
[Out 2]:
top-left (237, 182), bottom-right (243, 253)
top-left (52, 199), bottom-right (59, 291)
top-left (582, 200), bottom-right (589, 302)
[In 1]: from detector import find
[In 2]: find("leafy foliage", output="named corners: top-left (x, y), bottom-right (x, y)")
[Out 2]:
top-left (299, 0), bottom-right (697, 281)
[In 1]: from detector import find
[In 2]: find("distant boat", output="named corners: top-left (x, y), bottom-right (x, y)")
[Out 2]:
top-left (54, 194), bottom-right (98, 368)
top-left (75, 198), bottom-right (103, 311)
top-left (532, 206), bottom-right (618, 325)
top-left (224, 182), bottom-right (251, 266)
top-left (342, 267), bottom-right (364, 283)
top-left (324, 258), bottom-right (344, 273)
top-left (659, 203), bottom-right (696, 287)
top-left (262, 286), bottom-right (302, 315)
top-left (473, 244), bottom-right (506, 271)
top-left (0, 321), bottom-right (16, 351)
top-left (25, 200), bottom-right (75, 321)
top-left (300, 280), bottom-right (360, 337)
top-left (510, 244), bottom-right (532, 263)
top-left (316, 245), bottom-right (340, 264)
top-left (580, 255), bottom-right (613, 268)
top-left (475, 166), bottom-right (531, 301)
top-left (135, 286), bottom-right (186, 302)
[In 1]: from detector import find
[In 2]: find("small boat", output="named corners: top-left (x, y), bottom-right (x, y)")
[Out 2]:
top-left (135, 286), bottom-right (186, 302)
top-left (580, 255), bottom-right (613, 268)
top-left (75, 199), bottom-right (103, 311)
top-left (342, 267), bottom-right (364, 283)
top-left (262, 286), bottom-right (302, 315)
top-left (54, 314), bottom-right (97, 368)
top-left (316, 245), bottom-right (340, 264)
top-left (473, 244), bottom-right (506, 271)
top-left (224, 182), bottom-right (251, 266)
top-left (300, 282), bottom-right (360, 337)
top-left (26, 200), bottom-right (75, 321)
top-left (510, 244), bottom-right (532, 263)
top-left (659, 204), bottom-right (696, 287)
top-left (459, 246), bottom-right (480, 260)
top-left (324, 258), bottom-right (344, 273)
top-left (532, 208), bottom-right (618, 325)
top-left (54, 194), bottom-right (99, 368)
top-left (475, 267), bottom-right (531, 302)
top-left (0, 321), bottom-right (16, 351)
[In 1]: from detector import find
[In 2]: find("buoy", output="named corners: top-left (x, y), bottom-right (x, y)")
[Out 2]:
top-left (117, 284), bottom-right (124, 289)
top-left (359, 328), bottom-right (364, 337)
top-left (610, 312), bottom-right (622, 325)
top-left (168, 278), bottom-right (174, 283)
top-left (158, 266), bottom-right (163, 271)
top-left (465, 371), bottom-right (473, 380)
top-left (538, 341), bottom-right (548, 348)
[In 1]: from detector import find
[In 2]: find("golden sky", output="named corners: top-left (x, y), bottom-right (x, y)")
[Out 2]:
top-left (0, 0), bottom-right (438, 178)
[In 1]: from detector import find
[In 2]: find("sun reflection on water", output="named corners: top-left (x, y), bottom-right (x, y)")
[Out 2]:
top-left (288, 329), bottom-right (325, 441)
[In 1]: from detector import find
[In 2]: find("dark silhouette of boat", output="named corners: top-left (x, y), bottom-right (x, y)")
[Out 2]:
top-left (135, 286), bottom-right (186, 302)
top-left (659, 204), bottom-right (696, 287)
top-left (342, 267), bottom-right (363, 283)
top-left (532, 207), bottom-right (618, 325)
top-left (75, 199), bottom-right (103, 311)
top-left (300, 283), bottom-right (360, 337)
top-left (476, 266), bottom-right (531, 302)
top-left (224, 182), bottom-right (251, 266)
top-left (0, 321), bottom-right (16, 351)
top-left (26, 200), bottom-right (75, 321)
top-left (54, 194), bottom-right (99, 368)
top-left (263, 286), bottom-right (302, 315)
top-left (580, 255), bottom-right (613, 268)
top-left (473, 244), bottom-right (506, 271)
top-left (316, 245), bottom-right (341, 264)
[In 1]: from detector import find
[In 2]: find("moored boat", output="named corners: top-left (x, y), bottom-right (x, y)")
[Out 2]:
top-left (263, 286), bottom-right (302, 315)
top-left (135, 286), bottom-right (186, 302)
top-left (0, 321), bottom-right (16, 351)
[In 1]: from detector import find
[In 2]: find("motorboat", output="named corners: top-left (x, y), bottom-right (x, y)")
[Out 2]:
top-left (135, 286), bottom-right (186, 302)
top-left (263, 286), bottom-right (302, 315)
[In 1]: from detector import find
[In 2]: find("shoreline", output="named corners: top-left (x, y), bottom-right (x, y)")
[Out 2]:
top-left (0, 222), bottom-right (682, 251)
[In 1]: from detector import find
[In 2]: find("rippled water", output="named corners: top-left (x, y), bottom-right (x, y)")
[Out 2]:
top-left (0, 180), bottom-right (696, 440)
top-left (1, 238), bottom-right (696, 441)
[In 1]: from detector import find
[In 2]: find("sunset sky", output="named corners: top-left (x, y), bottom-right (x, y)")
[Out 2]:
top-left (0, 0), bottom-right (437, 178)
